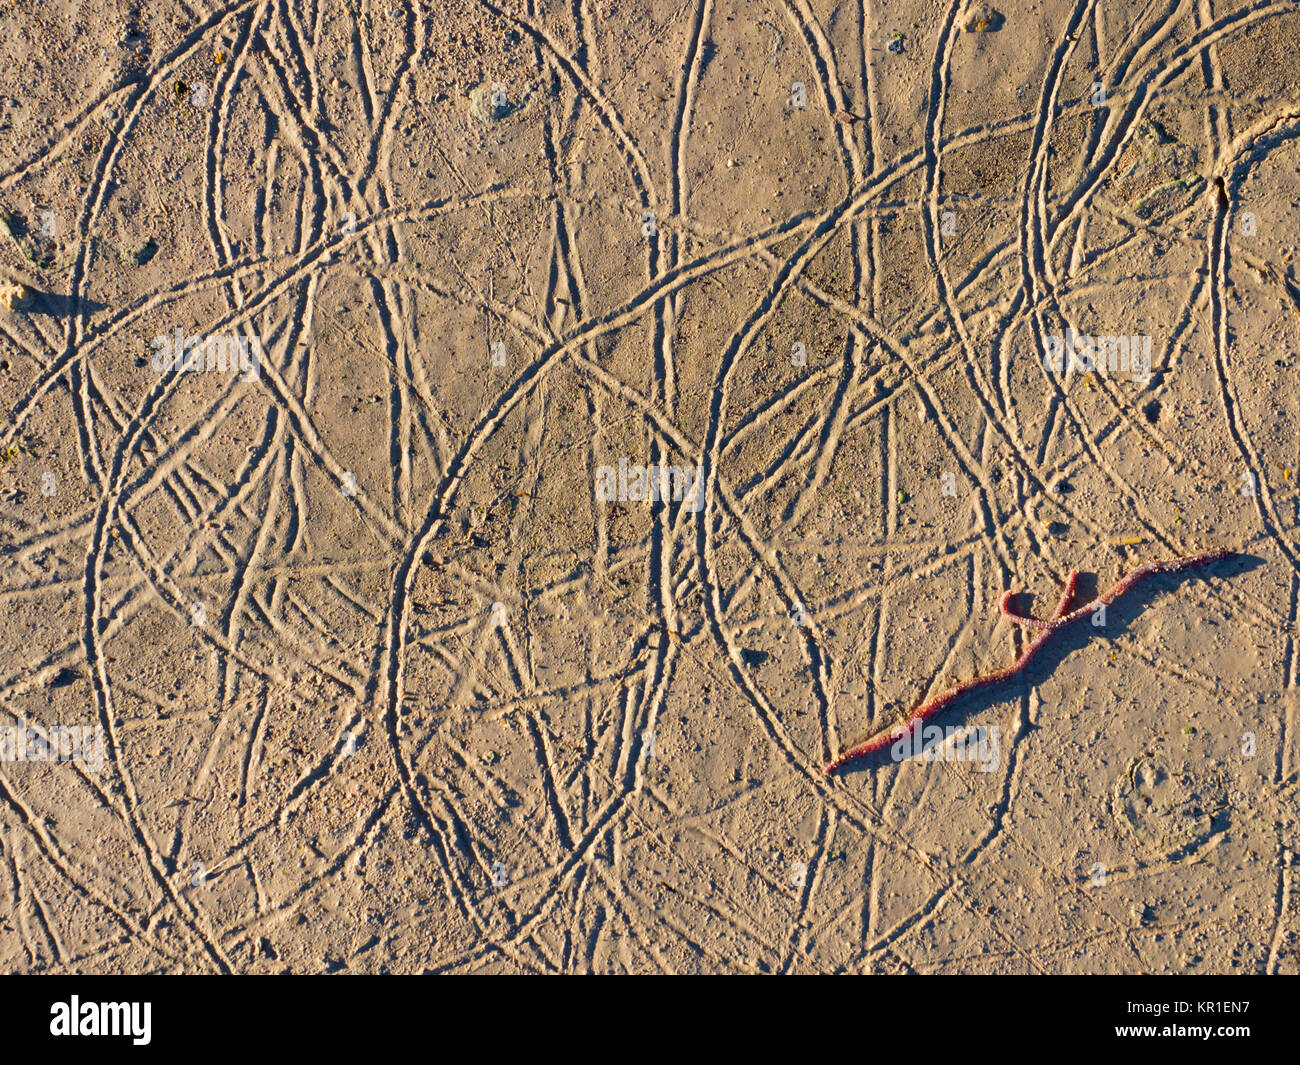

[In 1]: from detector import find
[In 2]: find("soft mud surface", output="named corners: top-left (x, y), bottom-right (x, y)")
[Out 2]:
top-left (0, 0), bottom-right (1297, 973)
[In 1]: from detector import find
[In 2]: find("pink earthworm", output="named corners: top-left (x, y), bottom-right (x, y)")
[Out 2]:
top-left (825, 549), bottom-right (1233, 775)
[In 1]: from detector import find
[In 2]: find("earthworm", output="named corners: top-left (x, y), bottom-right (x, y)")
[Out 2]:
top-left (825, 549), bottom-right (1233, 775)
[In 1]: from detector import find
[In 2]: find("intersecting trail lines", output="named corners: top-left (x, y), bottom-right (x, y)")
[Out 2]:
top-left (0, 0), bottom-right (1296, 973)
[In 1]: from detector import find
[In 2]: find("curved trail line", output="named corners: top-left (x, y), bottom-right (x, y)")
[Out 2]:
top-left (826, 550), bottom-right (1235, 775)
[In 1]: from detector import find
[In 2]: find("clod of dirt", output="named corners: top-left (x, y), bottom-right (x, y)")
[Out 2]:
top-left (1139, 118), bottom-right (1173, 144)
top-left (51, 666), bottom-right (83, 688)
top-left (469, 81), bottom-right (511, 124)
top-left (0, 281), bottom-right (29, 311)
top-left (964, 5), bottom-right (1004, 32)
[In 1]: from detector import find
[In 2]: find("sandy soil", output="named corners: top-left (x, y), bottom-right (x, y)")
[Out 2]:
top-left (0, 0), bottom-right (1297, 974)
